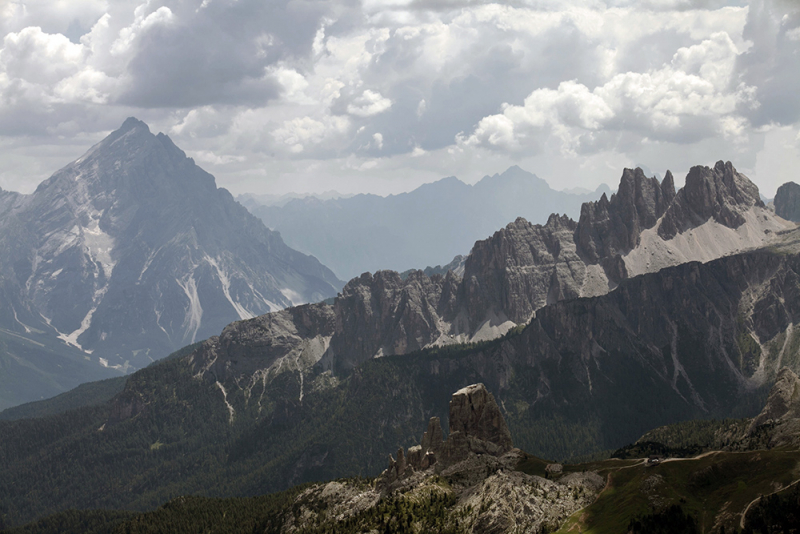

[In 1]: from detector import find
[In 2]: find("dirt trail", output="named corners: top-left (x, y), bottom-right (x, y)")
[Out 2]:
top-left (739, 477), bottom-right (800, 529)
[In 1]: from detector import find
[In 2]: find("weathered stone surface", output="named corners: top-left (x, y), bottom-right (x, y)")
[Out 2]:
top-left (421, 416), bottom-right (444, 453)
top-left (775, 182), bottom-right (800, 222)
top-left (328, 269), bottom-right (453, 371)
top-left (462, 213), bottom-right (584, 326)
top-left (288, 451), bottom-right (604, 534)
top-left (186, 161), bottom-right (789, 395)
top-left (576, 167), bottom-right (674, 262)
top-left (447, 384), bottom-right (513, 454)
top-left (0, 117), bottom-right (342, 378)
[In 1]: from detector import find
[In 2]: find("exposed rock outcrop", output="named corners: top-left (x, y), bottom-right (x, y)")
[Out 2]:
top-left (577, 167), bottom-right (674, 263)
top-left (659, 161), bottom-right (764, 239)
top-left (775, 182), bottom-right (800, 222)
top-left (380, 383), bottom-right (514, 487)
top-left (743, 367), bottom-right (800, 449)
top-left (0, 117), bottom-right (342, 378)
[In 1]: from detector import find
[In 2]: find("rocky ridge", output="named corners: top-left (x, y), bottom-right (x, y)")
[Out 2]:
top-left (7, 226), bottom-right (800, 527)
top-left (244, 165), bottom-right (612, 280)
top-left (186, 161), bottom-right (793, 392)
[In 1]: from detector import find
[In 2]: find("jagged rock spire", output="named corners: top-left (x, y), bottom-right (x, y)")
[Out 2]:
top-left (380, 383), bottom-right (513, 487)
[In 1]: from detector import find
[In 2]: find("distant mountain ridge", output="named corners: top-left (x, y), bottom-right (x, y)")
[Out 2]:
top-left (190, 162), bottom-right (790, 385)
top-left (244, 166), bottom-right (612, 279)
top-left (0, 118), bottom-right (342, 408)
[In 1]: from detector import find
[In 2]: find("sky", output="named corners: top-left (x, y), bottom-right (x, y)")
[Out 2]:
top-left (0, 0), bottom-right (799, 198)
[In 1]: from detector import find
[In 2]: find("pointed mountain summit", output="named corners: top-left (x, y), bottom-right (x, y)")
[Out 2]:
top-left (0, 118), bottom-right (342, 394)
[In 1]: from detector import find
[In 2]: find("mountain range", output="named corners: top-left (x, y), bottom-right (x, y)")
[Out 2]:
top-left (2, 160), bottom-right (799, 529)
top-left (0, 118), bottom-right (341, 410)
top-left (240, 167), bottom-right (612, 280)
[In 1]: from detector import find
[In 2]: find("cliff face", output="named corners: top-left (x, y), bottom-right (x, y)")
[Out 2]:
top-left (775, 181), bottom-right (800, 222)
top-left (576, 167), bottom-right (675, 263)
top-left (281, 384), bottom-right (604, 534)
top-left (12, 228), bottom-right (800, 528)
top-left (740, 367), bottom-right (800, 449)
top-left (659, 161), bottom-right (765, 239)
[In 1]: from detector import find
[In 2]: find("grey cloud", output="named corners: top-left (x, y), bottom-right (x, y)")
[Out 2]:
top-left (736, 0), bottom-right (800, 126)
top-left (117, 0), bottom-right (348, 108)
top-left (348, 19), bottom-right (605, 157)
top-left (613, 28), bottom-right (697, 74)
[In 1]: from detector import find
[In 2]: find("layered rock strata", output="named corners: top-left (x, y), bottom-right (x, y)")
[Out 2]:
top-left (742, 367), bottom-right (800, 449)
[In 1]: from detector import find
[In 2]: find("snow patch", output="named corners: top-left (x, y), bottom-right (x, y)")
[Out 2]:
top-left (98, 357), bottom-right (130, 372)
top-left (82, 214), bottom-right (116, 278)
top-left (57, 278), bottom-right (112, 353)
top-left (263, 299), bottom-right (282, 312)
top-left (138, 246), bottom-right (163, 282)
top-left (57, 304), bottom-right (97, 352)
top-left (11, 306), bottom-right (32, 334)
top-left (153, 304), bottom-right (170, 338)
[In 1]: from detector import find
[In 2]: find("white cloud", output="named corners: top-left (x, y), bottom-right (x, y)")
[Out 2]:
top-left (272, 115), bottom-right (351, 154)
top-left (460, 31), bottom-right (754, 155)
top-left (347, 89), bottom-right (393, 117)
top-left (0, 27), bottom-right (84, 84)
top-left (0, 0), bottom-right (798, 199)
top-left (110, 5), bottom-right (174, 56)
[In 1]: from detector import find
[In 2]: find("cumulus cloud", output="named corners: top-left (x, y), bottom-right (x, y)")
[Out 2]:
top-left (272, 115), bottom-right (351, 154)
top-left (0, 0), bottom-right (798, 197)
top-left (459, 31), bottom-right (754, 155)
top-left (347, 90), bottom-right (392, 117)
top-left (735, 0), bottom-right (800, 127)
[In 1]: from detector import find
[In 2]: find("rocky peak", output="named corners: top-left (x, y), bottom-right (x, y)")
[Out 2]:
top-left (659, 161), bottom-right (764, 239)
top-left (461, 214), bottom-right (582, 325)
top-left (775, 182), bottom-right (800, 222)
top-left (0, 117), bottom-right (342, 373)
top-left (447, 383), bottom-right (513, 453)
top-left (576, 167), bottom-right (673, 263)
top-left (380, 383), bottom-right (514, 487)
top-left (331, 269), bottom-right (449, 370)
